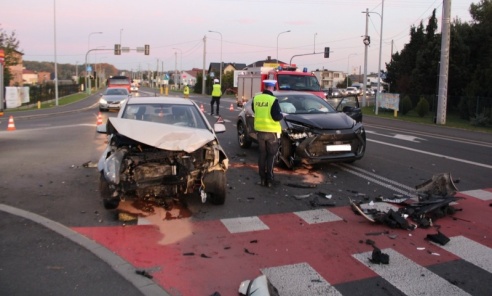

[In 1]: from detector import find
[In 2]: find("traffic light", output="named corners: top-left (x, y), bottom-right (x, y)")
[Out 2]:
top-left (114, 44), bottom-right (121, 55)
top-left (144, 44), bottom-right (150, 55)
top-left (324, 47), bottom-right (330, 58)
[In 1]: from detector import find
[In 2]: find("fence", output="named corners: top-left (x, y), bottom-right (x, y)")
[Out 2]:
top-left (27, 83), bottom-right (79, 105)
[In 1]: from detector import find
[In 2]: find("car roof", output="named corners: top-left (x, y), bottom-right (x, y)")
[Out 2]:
top-left (125, 96), bottom-right (195, 105)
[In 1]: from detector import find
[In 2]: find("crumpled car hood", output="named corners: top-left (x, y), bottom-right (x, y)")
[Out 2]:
top-left (108, 118), bottom-right (216, 153)
top-left (285, 113), bottom-right (355, 130)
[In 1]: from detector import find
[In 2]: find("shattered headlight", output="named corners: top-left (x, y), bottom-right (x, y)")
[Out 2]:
top-left (103, 148), bottom-right (127, 184)
top-left (288, 122), bottom-right (311, 140)
top-left (290, 132), bottom-right (308, 140)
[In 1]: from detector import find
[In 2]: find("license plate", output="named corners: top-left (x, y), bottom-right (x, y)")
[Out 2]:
top-left (109, 104), bottom-right (120, 108)
top-left (326, 144), bottom-right (351, 152)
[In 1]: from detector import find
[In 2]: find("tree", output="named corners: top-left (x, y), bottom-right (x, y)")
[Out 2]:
top-left (0, 25), bottom-right (21, 87)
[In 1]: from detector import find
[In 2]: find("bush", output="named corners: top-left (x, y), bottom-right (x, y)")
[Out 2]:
top-left (400, 96), bottom-right (413, 115)
top-left (415, 97), bottom-right (430, 117)
top-left (470, 113), bottom-right (490, 127)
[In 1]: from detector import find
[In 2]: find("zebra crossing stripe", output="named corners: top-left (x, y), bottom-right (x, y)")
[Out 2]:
top-left (261, 262), bottom-right (342, 296)
top-left (353, 248), bottom-right (470, 296)
top-left (459, 189), bottom-right (492, 201)
top-left (437, 236), bottom-right (492, 273)
top-left (220, 216), bottom-right (269, 234)
top-left (293, 209), bottom-right (343, 224)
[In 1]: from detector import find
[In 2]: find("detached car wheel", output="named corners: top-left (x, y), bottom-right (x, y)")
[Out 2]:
top-left (99, 172), bottom-right (119, 210)
top-left (276, 135), bottom-right (294, 169)
top-left (203, 170), bottom-right (226, 205)
top-left (237, 121), bottom-right (252, 148)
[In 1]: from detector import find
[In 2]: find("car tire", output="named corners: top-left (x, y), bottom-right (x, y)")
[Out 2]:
top-left (203, 170), bottom-right (226, 205)
top-left (237, 121), bottom-right (252, 148)
top-left (99, 172), bottom-right (119, 210)
top-left (277, 135), bottom-right (294, 169)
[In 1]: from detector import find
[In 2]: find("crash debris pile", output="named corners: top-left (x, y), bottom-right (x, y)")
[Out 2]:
top-left (350, 173), bottom-right (461, 230)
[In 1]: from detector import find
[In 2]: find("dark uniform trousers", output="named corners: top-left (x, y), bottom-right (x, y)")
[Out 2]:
top-left (257, 131), bottom-right (279, 182)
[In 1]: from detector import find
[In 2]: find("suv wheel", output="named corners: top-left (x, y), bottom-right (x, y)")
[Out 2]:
top-left (237, 121), bottom-right (252, 148)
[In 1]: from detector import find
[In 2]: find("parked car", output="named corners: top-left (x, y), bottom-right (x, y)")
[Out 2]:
top-left (99, 87), bottom-right (131, 112)
top-left (96, 96), bottom-right (229, 210)
top-left (237, 92), bottom-right (366, 168)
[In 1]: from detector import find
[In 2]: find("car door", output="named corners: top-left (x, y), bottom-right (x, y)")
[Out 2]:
top-left (334, 95), bottom-right (362, 123)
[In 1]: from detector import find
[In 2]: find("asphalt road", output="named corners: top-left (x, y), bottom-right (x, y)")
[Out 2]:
top-left (0, 89), bottom-right (491, 295)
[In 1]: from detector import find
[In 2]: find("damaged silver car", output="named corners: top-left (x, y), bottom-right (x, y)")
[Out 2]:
top-left (96, 97), bottom-right (229, 209)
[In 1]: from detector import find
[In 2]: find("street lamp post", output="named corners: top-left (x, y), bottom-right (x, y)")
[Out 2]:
top-left (173, 48), bottom-right (182, 88)
top-left (208, 30), bottom-right (222, 86)
top-left (53, 0), bottom-right (59, 106)
top-left (277, 30), bottom-right (291, 65)
top-left (347, 53), bottom-right (357, 88)
top-left (86, 31), bottom-right (102, 94)
top-left (367, 1), bottom-right (384, 115)
top-left (120, 28), bottom-right (123, 45)
top-left (314, 32), bottom-right (317, 53)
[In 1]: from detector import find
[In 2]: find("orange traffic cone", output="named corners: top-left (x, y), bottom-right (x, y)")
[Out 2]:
top-left (229, 103), bottom-right (234, 111)
top-left (96, 112), bottom-right (103, 125)
top-left (7, 116), bottom-right (16, 131)
top-left (200, 104), bottom-right (204, 112)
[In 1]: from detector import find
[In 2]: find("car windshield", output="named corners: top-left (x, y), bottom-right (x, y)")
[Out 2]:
top-left (121, 103), bottom-right (208, 129)
top-left (277, 74), bottom-right (321, 91)
top-left (277, 94), bottom-right (336, 114)
top-left (106, 88), bottom-right (128, 95)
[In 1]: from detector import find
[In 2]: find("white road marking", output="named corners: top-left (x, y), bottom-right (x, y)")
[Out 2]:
top-left (353, 248), bottom-right (470, 296)
top-left (294, 209), bottom-right (343, 224)
top-left (366, 130), bottom-right (427, 143)
top-left (368, 138), bottom-right (492, 169)
top-left (220, 216), bottom-right (269, 233)
top-left (262, 262), bottom-right (342, 296)
top-left (439, 236), bottom-right (492, 273)
top-left (459, 189), bottom-right (492, 201)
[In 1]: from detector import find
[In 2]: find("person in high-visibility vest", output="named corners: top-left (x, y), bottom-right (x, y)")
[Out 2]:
top-left (252, 79), bottom-right (284, 187)
top-left (210, 79), bottom-right (222, 115)
top-left (183, 84), bottom-right (190, 98)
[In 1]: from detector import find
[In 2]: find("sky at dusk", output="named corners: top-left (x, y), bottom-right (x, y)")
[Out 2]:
top-left (1, 0), bottom-right (474, 75)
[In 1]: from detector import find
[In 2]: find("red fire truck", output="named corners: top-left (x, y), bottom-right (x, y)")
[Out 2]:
top-left (235, 64), bottom-right (324, 106)
top-left (107, 75), bottom-right (131, 92)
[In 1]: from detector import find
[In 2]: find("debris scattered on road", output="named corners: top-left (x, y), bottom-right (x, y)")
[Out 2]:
top-left (309, 196), bottom-right (336, 207)
top-left (250, 240), bottom-right (258, 244)
top-left (201, 253), bottom-right (212, 258)
top-left (350, 173), bottom-right (462, 230)
top-left (369, 246), bottom-right (389, 265)
top-left (244, 248), bottom-right (257, 255)
top-left (82, 161), bottom-right (97, 168)
top-left (426, 231), bottom-right (450, 246)
top-left (285, 183), bottom-right (317, 189)
top-left (135, 269), bottom-right (153, 279)
top-left (183, 252), bottom-right (195, 256)
top-left (293, 193), bottom-right (311, 200)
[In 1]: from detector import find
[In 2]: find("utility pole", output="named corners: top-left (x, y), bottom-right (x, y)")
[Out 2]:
top-left (362, 8), bottom-right (369, 107)
top-left (202, 35), bottom-right (206, 95)
top-left (436, 0), bottom-right (451, 125)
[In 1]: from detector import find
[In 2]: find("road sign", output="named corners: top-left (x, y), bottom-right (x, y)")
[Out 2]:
top-left (86, 66), bottom-right (92, 72)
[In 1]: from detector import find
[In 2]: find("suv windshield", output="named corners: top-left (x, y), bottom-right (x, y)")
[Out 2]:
top-left (277, 74), bottom-right (321, 91)
top-left (277, 94), bottom-right (335, 114)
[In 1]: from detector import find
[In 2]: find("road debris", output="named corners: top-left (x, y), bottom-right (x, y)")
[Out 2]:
top-left (285, 183), bottom-right (317, 189)
top-left (426, 231), bottom-right (450, 246)
top-left (350, 173), bottom-right (461, 229)
top-left (135, 269), bottom-right (153, 279)
top-left (369, 246), bottom-right (389, 265)
top-left (244, 248), bottom-right (257, 255)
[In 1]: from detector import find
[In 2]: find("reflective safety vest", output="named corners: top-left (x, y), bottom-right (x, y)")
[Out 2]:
top-left (212, 84), bottom-right (222, 97)
top-left (253, 94), bottom-right (281, 133)
top-left (183, 86), bottom-right (189, 95)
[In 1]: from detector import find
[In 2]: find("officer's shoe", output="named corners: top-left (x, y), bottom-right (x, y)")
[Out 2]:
top-left (257, 179), bottom-right (267, 186)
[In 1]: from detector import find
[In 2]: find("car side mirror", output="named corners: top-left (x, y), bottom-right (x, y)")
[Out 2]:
top-left (214, 123), bottom-right (226, 134)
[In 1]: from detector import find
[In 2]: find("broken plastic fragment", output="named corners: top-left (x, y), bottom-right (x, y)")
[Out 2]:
top-left (417, 247), bottom-right (426, 251)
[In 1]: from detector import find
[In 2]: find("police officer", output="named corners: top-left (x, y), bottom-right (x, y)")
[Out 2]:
top-left (252, 80), bottom-right (284, 187)
top-left (183, 84), bottom-right (190, 98)
top-left (210, 79), bottom-right (222, 115)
